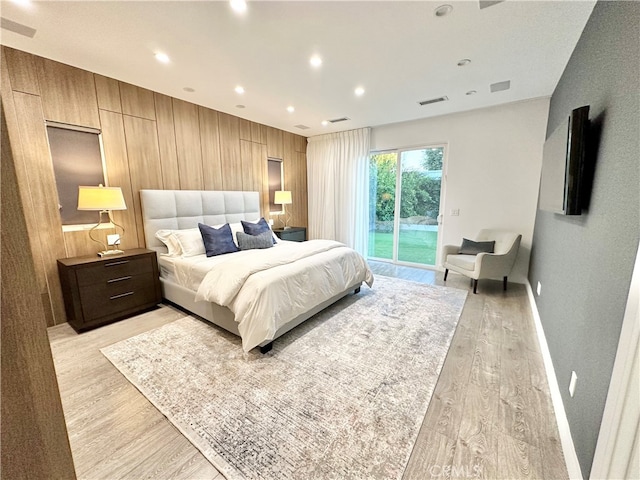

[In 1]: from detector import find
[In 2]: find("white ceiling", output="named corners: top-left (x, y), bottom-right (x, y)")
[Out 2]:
top-left (0, 0), bottom-right (595, 137)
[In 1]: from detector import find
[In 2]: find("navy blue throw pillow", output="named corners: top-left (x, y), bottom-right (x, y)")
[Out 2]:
top-left (198, 223), bottom-right (239, 257)
top-left (241, 218), bottom-right (275, 244)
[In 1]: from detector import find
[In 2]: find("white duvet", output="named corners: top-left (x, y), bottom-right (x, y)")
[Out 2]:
top-left (184, 239), bottom-right (374, 352)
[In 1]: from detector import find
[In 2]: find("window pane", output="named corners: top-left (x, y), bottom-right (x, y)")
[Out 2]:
top-left (397, 148), bottom-right (443, 265)
top-left (48, 126), bottom-right (105, 225)
top-left (368, 152), bottom-right (397, 260)
top-left (268, 158), bottom-right (283, 213)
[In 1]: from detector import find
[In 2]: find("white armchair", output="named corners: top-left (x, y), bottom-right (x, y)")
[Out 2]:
top-left (442, 229), bottom-right (522, 294)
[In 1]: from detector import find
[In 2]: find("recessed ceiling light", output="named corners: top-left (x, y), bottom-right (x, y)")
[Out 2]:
top-left (457, 59), bottom-right (471, 67)
top-left (287, 106), bottom-right (295, 113)
top-left (466, 90), bottom-right (477, 95)
top-left (236, 104), bottom-right (246, 109)
top-left (235, 85), bottom-right (245, 94)
top-left (183, 87), bottom-right (195, 93)
top-left (154, 52), bottom-right (170, 64)
top-left (355, 86), bottom-right (365, 97)
top-left (230, 0), bottom-right (247, 14)
top-left (321, 120), bottom-right (329, 126)
top-left (434, 4), bottom-right (453, 17)
top-left (310, 55), bottom-right (322, 68)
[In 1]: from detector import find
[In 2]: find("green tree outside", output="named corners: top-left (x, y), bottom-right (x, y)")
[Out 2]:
top-left (370, 148), bottom-right (443, 222)
top-left (369, 148), bottom-right (443, 264)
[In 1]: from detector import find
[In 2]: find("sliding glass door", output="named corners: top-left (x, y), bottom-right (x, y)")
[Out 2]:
top-left (368, 146), bottom-right (444, 267)
top-left (369, 152), bottom-right (397, 260)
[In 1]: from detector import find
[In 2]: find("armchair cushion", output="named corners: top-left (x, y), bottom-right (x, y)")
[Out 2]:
top-left (459, 238), bottom-right (495, 255)
top-left (445, 254), bottom-right (477, 272)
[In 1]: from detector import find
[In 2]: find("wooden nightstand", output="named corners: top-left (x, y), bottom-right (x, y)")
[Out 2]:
top-left (273, 227), bottom-right (307, 242)
top-left (57, 248), bottom-right (162, 332)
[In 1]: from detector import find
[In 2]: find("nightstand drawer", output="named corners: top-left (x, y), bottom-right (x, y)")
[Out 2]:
top-left (76, 256), bottom-right (153, 286)
top-left (79, 273), bottom-right (158, 320)
top-left (273, 227), bottom-right (306, 242)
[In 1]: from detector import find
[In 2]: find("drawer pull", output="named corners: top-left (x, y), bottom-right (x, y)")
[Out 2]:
top-left (105, 260), bottom-right (130, 267)
top-left (108, 276), bottom-right (132, 283)
top-left (110, 291), bottom-right (134, 300)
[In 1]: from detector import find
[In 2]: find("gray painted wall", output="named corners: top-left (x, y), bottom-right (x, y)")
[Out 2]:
top-left (528, 2), bottom-right (640, 477)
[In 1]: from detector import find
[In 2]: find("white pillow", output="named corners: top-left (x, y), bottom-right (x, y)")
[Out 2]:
top-left (228, 222), bottom-right (244, 247)
top-left (172, 228), bottom-right (206, 257)
top-left (155, 229), bottom-right (182, 256)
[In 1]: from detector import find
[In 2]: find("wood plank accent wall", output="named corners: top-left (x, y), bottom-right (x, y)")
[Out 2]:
top-left (173, 98), bottom-right (204, 190)
top-left (36, 57), bottom-right (101, 129)
top-left (1, 46), bottom-right (308, 327)
top-left (198, 106), bottom-right (223, 190)
top-left (1, 72), bottom-right (77, 480)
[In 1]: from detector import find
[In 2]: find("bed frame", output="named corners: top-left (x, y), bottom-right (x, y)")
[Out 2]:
top-left (140, 189), bottom-right (361, 352)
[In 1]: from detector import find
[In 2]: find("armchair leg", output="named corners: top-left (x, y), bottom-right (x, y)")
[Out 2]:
top-left (444, 269), bottom-right (449, 281)
top-left (503, 276), bottom-right (508, 291)
top-left (473, 279), bottom-right (478, 294)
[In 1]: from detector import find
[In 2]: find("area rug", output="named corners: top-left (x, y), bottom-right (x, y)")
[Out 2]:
top-left (101, 276), bottom-right (467, 480)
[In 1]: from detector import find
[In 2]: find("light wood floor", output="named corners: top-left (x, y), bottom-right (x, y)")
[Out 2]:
top-left (48, 262), bottom-right (568, 479)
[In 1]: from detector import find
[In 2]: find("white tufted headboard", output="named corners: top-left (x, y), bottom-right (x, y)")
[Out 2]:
top-left (140, 190), bottom-right (261, 253)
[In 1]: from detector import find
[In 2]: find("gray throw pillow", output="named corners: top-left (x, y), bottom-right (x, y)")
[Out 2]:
top-left (241, 218), bottom-right (276, 245)
top-left (236, 230), bottom-right (274, 251)
top-left (459, 238), bottom-right (495, 255)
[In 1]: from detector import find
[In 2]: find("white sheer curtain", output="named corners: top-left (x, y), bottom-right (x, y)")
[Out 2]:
top-left (306, 127), bottom-right (370, 255)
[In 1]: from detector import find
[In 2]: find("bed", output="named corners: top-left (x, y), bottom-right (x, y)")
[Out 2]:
top-left (140, 189), bottom-right (373, 353)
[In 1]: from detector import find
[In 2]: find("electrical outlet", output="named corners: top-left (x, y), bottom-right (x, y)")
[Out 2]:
top-left (569, 371), bottom-right (578, 397)
top-left (268, 218), bottom-right (274, 226)
top-left (536, 281), bottom-right (542, 296)
top-left (450, 208), bottom-right (460, 216)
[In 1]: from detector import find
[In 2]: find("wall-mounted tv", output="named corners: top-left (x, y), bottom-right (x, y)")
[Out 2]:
top-left (538, 105), bottom-right (590, 215)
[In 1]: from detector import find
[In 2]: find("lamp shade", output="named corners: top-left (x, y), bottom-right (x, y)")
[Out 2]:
top-left (274, 190), bottom-right (292, 205)
top-left (77, 185), bottom-right (127, 211)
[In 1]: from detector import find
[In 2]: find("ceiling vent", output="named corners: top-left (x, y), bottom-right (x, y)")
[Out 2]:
top-left (1, 17), bottom-right (36, 38)
top-left (328, 117), bottom-right (350, 124)
top-left (418, 96), bottom-right (449, 106)
top-left (294, 124), bottom-right (310, 130)
top-left (479, 0), bottom-right (505, 9)
top-left (490, 80), bottom-right (511, 92)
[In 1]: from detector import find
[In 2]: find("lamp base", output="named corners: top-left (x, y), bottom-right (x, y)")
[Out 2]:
top-left (97, 249), bottom-right (125, 257)
top-left (283, 226), bottom-right (292, 230)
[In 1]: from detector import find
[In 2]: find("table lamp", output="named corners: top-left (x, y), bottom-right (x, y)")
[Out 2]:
top-left (77, 185), bottom-right (127, 256)
top-left (274, 190), bottom-right (292, 229)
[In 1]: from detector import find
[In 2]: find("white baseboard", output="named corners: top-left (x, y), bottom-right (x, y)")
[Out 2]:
top-left (525, 281), bottom-right (584, 480)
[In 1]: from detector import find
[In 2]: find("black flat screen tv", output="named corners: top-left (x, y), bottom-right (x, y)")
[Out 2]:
top-left (538, 105), bottom-right (590, 215)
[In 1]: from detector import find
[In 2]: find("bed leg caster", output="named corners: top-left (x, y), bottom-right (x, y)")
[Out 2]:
top-left (354, 287), bottom-right (361, 294)
top-left (259, 342), bottom-right (273, 354)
